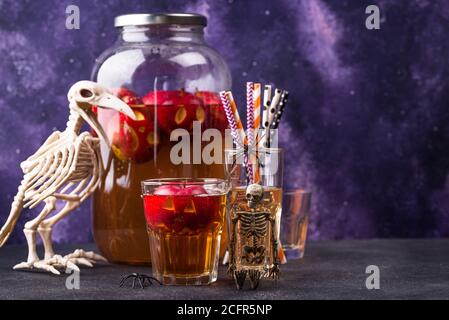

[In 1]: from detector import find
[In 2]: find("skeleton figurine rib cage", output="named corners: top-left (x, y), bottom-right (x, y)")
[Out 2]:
top-left (228, 183), bottom-right (280, 290)
top-left (0, 81), bottom-right (136, 274)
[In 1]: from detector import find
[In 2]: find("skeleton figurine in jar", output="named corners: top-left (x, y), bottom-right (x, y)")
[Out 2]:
top-left (228, 183), bottom-right (280, 289)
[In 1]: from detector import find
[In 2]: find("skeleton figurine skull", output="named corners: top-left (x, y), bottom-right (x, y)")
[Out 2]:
top-left (246, 183), bottom-right (264, 208)
top-left (0, 81), bottom-right (136, 274)
top-left (228, 183), bottom-right (280, 290)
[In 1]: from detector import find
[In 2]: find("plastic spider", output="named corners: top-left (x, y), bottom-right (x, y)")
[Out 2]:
top-left (119, 273), bottom-right (162, 289)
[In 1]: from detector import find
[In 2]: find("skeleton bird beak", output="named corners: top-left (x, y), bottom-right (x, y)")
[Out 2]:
top-left (96, 92), bottom-right (136, 120)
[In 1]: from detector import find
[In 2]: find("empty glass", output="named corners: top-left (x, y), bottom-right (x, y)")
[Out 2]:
top-left (280, 189), bottom-right (311, 259)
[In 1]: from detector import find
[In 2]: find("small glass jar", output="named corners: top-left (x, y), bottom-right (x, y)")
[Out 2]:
top-left (91, 13), bottom-right (231, 265)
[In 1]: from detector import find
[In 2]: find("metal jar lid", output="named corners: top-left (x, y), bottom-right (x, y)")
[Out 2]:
top-left (114, 13), bottom-right (207, 27)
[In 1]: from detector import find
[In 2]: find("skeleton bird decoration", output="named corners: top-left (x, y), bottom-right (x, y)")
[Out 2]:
top-left (0, 81), bottom-right (136, 274)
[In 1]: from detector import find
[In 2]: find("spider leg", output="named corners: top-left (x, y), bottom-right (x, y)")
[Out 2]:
top-left (137, 275), bottom-right (145, 289)
top-left (132, 277), bottom-right (137, 289)
top-left (137, 274), bottom-right (163, 286)
top-left (235, 138), bottom-right (245, 149)
top-left (255, 153), bottom-right (265, 169)
top-left (255, 130), bottom-right (266, 146)
top-left (235, 150), bottom-right (245, 164)
top-left (119, 274), bottom-right (134, 287)
top-left (149, 276), bottom-right (163, 286)
top-left (254, 130), bottom-right (277, 149)
top-left (227, 150), bottom-right (246, 179)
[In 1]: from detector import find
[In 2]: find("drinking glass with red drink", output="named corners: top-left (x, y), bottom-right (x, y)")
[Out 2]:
top-left (141, 178), bottom-right (228, 285)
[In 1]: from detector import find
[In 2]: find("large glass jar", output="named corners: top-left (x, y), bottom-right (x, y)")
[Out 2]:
top-left (91, 13), bottom-right (231, 264)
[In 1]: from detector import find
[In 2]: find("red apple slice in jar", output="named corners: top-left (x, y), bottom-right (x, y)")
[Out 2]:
top-left (106, 88), bottom-right (159, 163)
top-left (142, 90), bottom-right (204, 134)
top-left (195, 91), bottom-right (227, 132)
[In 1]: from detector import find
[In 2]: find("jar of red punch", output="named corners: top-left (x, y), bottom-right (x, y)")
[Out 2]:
top-left (91, 13), bottom-right (231, 264)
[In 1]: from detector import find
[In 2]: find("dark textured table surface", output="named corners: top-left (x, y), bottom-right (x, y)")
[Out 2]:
top-left (0, 239), bottom-right (448, 300)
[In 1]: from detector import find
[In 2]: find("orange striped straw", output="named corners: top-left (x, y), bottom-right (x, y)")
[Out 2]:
top-left (253, 83), bottom-right (262, 141)
top-left (227, 91), bottom-right (246, 145)
top-left (252, 83), bottom-right (262, 183)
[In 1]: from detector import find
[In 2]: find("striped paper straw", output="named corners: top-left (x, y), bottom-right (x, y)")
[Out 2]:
top-left (246, 82), bottom-right (255, 184)
top-left (253, 83), bottom-right (262, 183)
top-left (219, 91), bottom-right (242, 147)
top-left (246, 82), bottom-right (255, 147)
top-left (227, 91), bottom-right (246, 145)
top-left (253, 83), bottom-right (262, 140)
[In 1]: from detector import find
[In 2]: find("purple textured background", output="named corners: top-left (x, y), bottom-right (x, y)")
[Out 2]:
top-left (1, 0), bottom-right (449, 245)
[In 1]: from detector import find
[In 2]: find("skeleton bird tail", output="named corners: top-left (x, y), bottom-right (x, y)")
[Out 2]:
top-left (0, 183), bottom-right (26, 247)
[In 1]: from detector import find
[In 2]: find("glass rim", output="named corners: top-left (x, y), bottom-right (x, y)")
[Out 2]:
top-left (224, 147), bottom-right (283, 154)
top-left (141, 177), bottom-right (226, 186)
top-left (283, 188), bottom-right (312, 196)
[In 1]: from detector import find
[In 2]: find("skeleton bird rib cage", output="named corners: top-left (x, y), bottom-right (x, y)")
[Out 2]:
top-left (0, 81), bottom-right (136, 275)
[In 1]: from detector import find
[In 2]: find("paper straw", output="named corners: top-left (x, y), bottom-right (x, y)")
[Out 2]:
top-left (262, 85), bottom-right (272, 129)
top-left (260, 85), bottom-right (272, 149)
top-left (246, 82), bottom-right (255, 184)
top-left (270, 90), bottom-right (289, 129)
top-left (279, 244), bottom-right (287, 264)
top-left (253, 83), bottom-right (262, 183)
top-left (228, 91), bottom-right (246, 145)
top-left (220, 91), bottom-right (242, 147)
top-left (246, 82), bottom-right (255, 147)
top-left (253, 83), bottom-right (262, 139)
top-left (264, 89), bottom-right (282, 147)
top-left (268, 89), bottom-right (282, 125)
